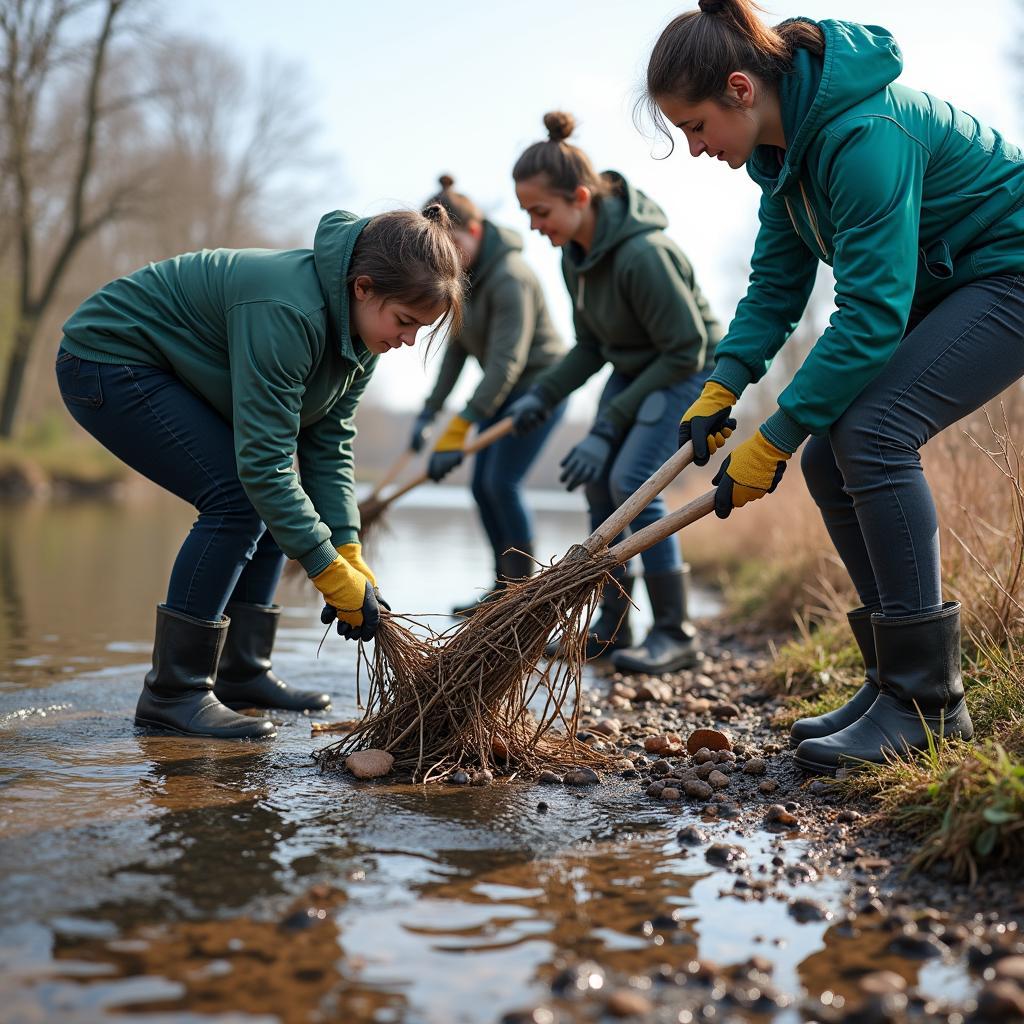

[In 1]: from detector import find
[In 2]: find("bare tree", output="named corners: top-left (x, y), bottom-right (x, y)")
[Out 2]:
top-left (0, 0), bottom-right (152, 437)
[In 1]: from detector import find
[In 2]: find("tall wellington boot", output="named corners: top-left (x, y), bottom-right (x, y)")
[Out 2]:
top-left (789, 606), bottom-right (881, 747)
top-left (215, 602), bottom-right (330, 712)
top-left (545, 571), bottom-right (635, 661)
top-left (135, 605), bottom-right (276, 739)
top-left (795, 602), bottom-right (973, 774)
top-left (611, 568), bottom-right (699, 674)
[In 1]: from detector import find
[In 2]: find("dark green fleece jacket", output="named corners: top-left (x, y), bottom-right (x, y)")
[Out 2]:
top-left (424, 221), bottom-right (565, 422)
top-left (61, 211), bottom-right (377, 578)
top-left (531, 171), bottom-right (721, 433)
top-left (709, 20), bottom-right (1024, 452)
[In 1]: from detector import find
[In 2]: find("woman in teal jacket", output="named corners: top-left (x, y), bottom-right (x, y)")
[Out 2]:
top-left (57, 208), bottom-right (463, 740)
top-left (510, 112), bottom-right (723, 673)
top-left (645, 0), bottom-right (1024, 771)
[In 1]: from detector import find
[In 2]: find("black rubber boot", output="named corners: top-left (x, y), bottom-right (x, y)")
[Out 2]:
top-left (135, 605), bottom-right (276, 739)
top-left (453, 547), bottom-right (534, 617)
top-left (795, 601), bottom-right (973, 774)
top-left (789, 606), bottom-right (881, 747)
top-left (545, 571), bottom-right (635, 661)
top-left (215, 602), bottom-right (331, 712)
top-left (611, 568), bottom-right (700, 674)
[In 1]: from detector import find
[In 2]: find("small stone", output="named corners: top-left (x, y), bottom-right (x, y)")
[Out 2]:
top-left (693, 747), bottom-right (715, 764)
top-left (646, 781), bottom-right (666, 798)
top-left (592, 718), bottom-right (621, 737)
top-left (471, 769), bottom-right (493, 787)
top-left (711, 701), bottom-right (741, 720)
top-left (708, 770), bottom-right (730, 790)
top-left (346, 749), bottom-right (394, 779)
top-left (696, 762), bottom-right (715, 779)
top-left (837, 809), bottom-right (861, 823)
top-left (606, 989), bottom-right (653, 1017)
top-left (686, 728), bottom-right (732, 754)
top-left (765, 804), bottom-right (799, 827)
top-left (635, 680), bottom-right (674, 703)
top-left (677, 825), bottom-right (707, 846)
top-left (706, 843), bottom-right (746, 866)
top-left (759, 779), bottom-right (779, 795)
top-left (661, 787), bottom-right (681, 801)
top-left (858, 971), bottom-right (907, 996)
top-left (563, 767), bottom-right (599, 786)
top-left (684, 780), bottom-right (714, 800)
top-left (644, 733), bottom-right (682, 755)
top-left (447, 770), bottom-right (470, 785)
top-left (789, 898), bottom-right (831, 923)
top-left (536, 801), bottom-right (549, 812)
top-left (651, 759), bottom-right (672, 775)
top-left (743, 758), bottom-right (767, 776)
top-left (538, 770), bottom-right (561, 785)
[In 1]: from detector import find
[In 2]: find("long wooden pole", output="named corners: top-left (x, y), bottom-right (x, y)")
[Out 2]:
top-left (609, 489), bottom-right (716, 563)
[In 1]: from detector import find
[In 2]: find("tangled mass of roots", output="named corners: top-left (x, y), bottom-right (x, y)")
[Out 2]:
top-left (313, 545), bottom-right (623, 783)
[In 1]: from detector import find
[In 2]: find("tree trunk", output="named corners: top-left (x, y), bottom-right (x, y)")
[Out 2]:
top-left (0, 313), bottom-right (40, 439)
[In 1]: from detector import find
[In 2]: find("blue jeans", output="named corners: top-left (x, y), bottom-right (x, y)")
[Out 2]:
top-left (471, 389), bottom-right (566, 560)
top-left (585, 369), bottom-right (710, 576)
top-left (55, 350), bottom-right (285, 621)
top-left (801, 274), bottom-right (1024, 616)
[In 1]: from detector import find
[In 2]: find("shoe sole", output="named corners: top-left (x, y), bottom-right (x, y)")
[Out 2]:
top-left (134, 716), bottom-right (276, 740)
top-left (218, 700), bottom-right (331, 713)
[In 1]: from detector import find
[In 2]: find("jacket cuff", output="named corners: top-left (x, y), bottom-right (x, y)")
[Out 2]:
top-left (709, 356), bottom-right (754, 399)
top-left (761, 409), bottom-right (810, 454)
top-left (459, 403), bottom-right (485, 424)
top-left (301, 538), bottom-right (342, 578)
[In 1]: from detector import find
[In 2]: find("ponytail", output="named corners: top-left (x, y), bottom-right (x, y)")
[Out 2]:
top-left (512, 110), bottom-right (616, 201)
top-left (424, 175), bottom-right (484, 230)
top-left (348, 207), bottom-right (465, 339)
top-left (639, 0), bottom-right (824, 149)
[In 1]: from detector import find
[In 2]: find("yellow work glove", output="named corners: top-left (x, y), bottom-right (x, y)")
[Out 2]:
top-left (337, 541), bottom-right (376, 587)
top-left (711, 431), bottom-right (791, 519)
top-left (311, 556), bottom-right (380, 641)
top-left (678, 381), bottom-right (737, 466)
top-left (428, 414), bottom-right (472, 482)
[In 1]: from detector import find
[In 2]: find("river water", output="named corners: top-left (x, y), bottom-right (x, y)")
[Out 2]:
top-left (0, 490), bottom-right (978, 1022)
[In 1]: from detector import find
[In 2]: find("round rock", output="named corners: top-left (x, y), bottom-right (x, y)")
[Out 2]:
top-left (346, 749), bottom-right (394, 779)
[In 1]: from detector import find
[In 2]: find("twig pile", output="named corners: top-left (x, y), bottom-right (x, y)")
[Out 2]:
top-left (313, 543), bottom-right (622, 783)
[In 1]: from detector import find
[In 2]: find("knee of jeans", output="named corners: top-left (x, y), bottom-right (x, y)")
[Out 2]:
top-left (608, 463), bottom-right (640, 508)
top-left (830, 408), bottom-right (918, 487)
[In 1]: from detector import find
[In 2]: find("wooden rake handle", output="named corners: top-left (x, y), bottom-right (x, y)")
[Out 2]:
top-left (372, 416), bottom-right (516, 509)
top-left (366, 447), bottom-right (416, 503)
top-left (583, 441), bottom-right (696, 553)
top-left (609, 489), bottom-right (716, 563)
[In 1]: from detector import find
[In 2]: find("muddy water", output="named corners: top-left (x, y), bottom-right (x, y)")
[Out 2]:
top-left (0, 492), bottom-right (979, 1022)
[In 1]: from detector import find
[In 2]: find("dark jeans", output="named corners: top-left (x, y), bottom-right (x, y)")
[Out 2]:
top-left (586, 368), bottom-right (710, 576)
top-left (801, 273), bottom-right (1024, 616)
top-left (471, 389), bottom-right (566, 561)
top-left (56, 351), bottom-right (285, 621)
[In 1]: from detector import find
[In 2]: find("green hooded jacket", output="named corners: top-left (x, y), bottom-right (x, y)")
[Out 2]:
top-left (61, 211), bottom-right (378, 578)
top-left (531, 171), bottom-right (721, 433)
top-left (709, 20), bottom-right (1024, 452)
top-left (423, 221), bottom-right (565, 422)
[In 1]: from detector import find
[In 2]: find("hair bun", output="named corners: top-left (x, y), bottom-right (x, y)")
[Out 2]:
top-left (438, 174), bottom-right (455, 189)
top-left (697, 0), bottom-right (727, 13)
top-left (422, 202), bottom-right (450, 227)
top-left (543, 110), bottom-right (575, 143)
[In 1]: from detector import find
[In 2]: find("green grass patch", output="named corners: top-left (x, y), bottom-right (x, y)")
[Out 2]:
top-left (760, 617), bottom-right (863, 697)
top-left (771, 681), bottom-right (860, 730)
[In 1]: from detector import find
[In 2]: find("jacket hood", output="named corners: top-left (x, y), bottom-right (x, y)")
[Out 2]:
top-left (748, 19), bottom-right (903, 194)
top-left (313, 209), bottom-right (372, 364)
top-left (568, 171), bottom-right (669, 274)
top-left (472, 221), bottom-right (523, 284)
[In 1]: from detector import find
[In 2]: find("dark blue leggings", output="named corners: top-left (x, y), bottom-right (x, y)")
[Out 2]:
top-left (56, 352), bottom-right (285, 621)
top-left (471, 389), bottom-right (566, 560)
top-left (800, 274), bottom-right (1024, 616)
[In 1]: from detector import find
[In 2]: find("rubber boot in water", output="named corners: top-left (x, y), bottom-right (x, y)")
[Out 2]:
top-left (134, 605), bottom-right (276, 739)
top-left (215, 602), bottom-right (330, 712)
top-left (452, 546), bottom-right (534, 617)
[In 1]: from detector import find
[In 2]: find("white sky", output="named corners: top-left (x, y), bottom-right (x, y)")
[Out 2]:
top-left (169, 0), bottom-right (1021, 418)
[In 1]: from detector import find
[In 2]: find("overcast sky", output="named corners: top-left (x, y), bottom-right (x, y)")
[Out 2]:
top-left (169, 0), bottom-right (1022, 418)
